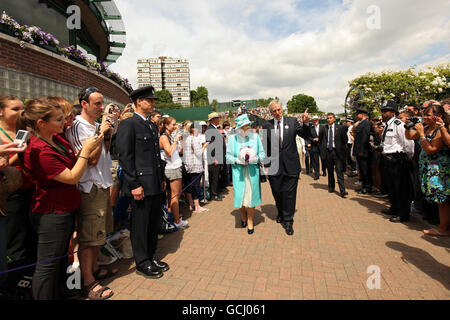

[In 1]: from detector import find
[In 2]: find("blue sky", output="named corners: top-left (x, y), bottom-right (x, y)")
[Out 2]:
top-left (111, 0), bottom-right (450, 113)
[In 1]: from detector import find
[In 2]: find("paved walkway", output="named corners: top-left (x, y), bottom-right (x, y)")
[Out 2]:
top-left (105, 172), bottom-right (450, 300)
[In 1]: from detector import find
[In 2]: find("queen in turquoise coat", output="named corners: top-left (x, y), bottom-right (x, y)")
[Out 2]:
top-left (226, 114), bottom-right (266, 234)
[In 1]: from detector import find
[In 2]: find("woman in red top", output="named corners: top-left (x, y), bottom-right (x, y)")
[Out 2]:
top-left (0, 94), bottom-right (36, 273)
top-left (17, 98), bottom-right (102, 300)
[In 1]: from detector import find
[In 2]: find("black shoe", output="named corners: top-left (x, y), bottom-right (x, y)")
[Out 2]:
top-left (285, 224), bottom-right (294, 236)
top-left (357, 189), bottom-right (367, 194)
top-left (328, 189), bottom-right (335, 193)
top-left (213, 195), bottom-right (222, 201)
top-left (381, 209), bottom-right (396, 215)
top-left (136, 264), bottom-right (163, 279)
top-left (151, 259), bottom-right (169, 272)
top-left (340, 191), bottom-right (348, 198)
top-left (322, 173), bottom-right (326, 176)
top-left (247, 228), bottom-right (254, 235)
top-left (389, 216), bottom-right (409, 223)
top-left (241, 221), bottom-right (247, 228)
top-left (276, 216), bottom-right (282, 223)
top-left (314, 177), bottom-right (319, 180)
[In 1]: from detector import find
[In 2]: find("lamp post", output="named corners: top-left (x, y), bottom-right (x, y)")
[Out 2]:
top-left (344, 86), bottom-right (363, 118)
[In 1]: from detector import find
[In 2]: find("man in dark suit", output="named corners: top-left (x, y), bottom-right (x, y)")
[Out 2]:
top-left (309, 115), bottom-right (327, 180)
top-left (206, 112), bottom-right (227, 201)
top-left (116, 86), bottom-right (169, 279)
top-left (262, 99), bottom-right (310, 235)
top-left (352, 106), bottom-right (372, 194)
top-left (323, 113), bottom-right (348, 198)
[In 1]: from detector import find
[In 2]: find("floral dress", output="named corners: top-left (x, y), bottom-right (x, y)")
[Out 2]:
top-left (418, 127), bottom-right (450, 203)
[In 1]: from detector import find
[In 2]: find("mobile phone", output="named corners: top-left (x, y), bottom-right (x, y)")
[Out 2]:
top-left (95, 124), bottom-right (101, 136)
top-left (14, 130), bottom-right (30, 147)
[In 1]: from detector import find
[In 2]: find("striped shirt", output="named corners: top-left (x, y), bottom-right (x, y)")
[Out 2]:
top-left (65, 115), bottom-right (113, 193)
top-left (184, 134), bottom-right (205, 173)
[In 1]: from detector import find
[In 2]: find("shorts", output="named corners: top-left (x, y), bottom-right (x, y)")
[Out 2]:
top-left (165, 167), bottom-right (183, 181)
top-left (77, 185), bottom-right (112, 247)
top-left (110, 160), bottom-right (120, 188)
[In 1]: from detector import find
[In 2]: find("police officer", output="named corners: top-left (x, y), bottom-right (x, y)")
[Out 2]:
top-left (379, 100), bottom-right (415, 222)
top-left (116, 86), bottom-right (169, 278)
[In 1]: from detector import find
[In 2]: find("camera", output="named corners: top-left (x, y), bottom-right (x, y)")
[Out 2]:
top-left (404, 117), bottom-right (420, 130)
top-left (14, 130), bottom-right (30, 148)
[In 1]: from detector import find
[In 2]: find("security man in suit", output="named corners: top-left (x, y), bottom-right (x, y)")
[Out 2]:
top-left (379, 100), bottom-right (415, 222)
top-left (323, 113), bottom-right (349, 198)
top-left (262, 99), bottom-right (310, 235)
top-left (116, 86), bottom-right (169, 279)
top-left (309, 115), bottom-right (326, 180)
top-left (352, 105), bottom-right (373, 194)
top-left (206, 112), bottom-right (227, 201)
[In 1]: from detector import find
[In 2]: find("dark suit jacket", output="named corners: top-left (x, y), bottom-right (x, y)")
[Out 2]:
top-left (116, 113), bottom-right (165, 197)
top-left (262, 117), bottom-right (310, 176)
top-left (206, 123), bottom-right (226, 165)
top-left (352, 119), bottom-right (371, 158)
top-left (323, 123), bottom-right (348, 161)
top-left (310, 124), bottom-right (326, 155)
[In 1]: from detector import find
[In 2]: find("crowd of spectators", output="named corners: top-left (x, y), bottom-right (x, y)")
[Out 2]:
top-left (0, 88), bottom-right (448, 300)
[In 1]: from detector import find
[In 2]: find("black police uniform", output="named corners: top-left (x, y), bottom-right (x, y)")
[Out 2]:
top-left (379, 100), bottom-right (415, 222)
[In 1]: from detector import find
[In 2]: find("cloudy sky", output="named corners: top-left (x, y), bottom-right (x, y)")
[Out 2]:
top-left (110, 0), bottom-right (450, 113)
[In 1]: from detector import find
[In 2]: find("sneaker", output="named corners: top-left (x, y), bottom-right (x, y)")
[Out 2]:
top-left (157, 234), bottom-right (164, 240)
top-left (175, 219), bottom-right (189, 229)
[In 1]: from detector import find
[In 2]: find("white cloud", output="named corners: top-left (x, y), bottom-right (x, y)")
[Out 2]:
top-left (110, 0), bottom-right (450, 114)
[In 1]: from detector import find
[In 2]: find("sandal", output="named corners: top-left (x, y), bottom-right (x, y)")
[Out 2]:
top-left (82, 280), bottom-right (114, 300)
top-left (94, 267), bottom-right (119, 280)
top-left (423, 228), bottom-right (450, 237)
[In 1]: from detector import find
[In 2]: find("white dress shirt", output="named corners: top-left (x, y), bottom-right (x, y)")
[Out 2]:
top-left (382, 117), bottom-right (415, 159)
top-left (274, 117), bottom-right (284, 141)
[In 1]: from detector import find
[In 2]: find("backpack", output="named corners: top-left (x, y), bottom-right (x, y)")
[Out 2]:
top-left (159, 205), bottom-right (178, 234)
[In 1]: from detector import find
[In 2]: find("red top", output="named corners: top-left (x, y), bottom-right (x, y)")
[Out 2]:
top-left (23, 133), bottom-right (81, 214)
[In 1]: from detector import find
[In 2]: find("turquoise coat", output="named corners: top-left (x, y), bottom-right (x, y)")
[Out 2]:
top-left (226, 132), bottom-right (266, 208)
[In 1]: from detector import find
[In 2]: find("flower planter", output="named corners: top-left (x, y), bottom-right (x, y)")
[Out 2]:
top-left (0, 24), bottom-right (14, 37)
top-left (38, 43), bottom-right (58, 54)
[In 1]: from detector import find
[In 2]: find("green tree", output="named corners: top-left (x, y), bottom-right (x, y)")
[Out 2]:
top-left (286, 94), bottom-right (319, 114)
top-left (195, 86), bottom-right (209, 106)
top-left (155, 89), bottom-right (173, 103)
top-left (348, 63), bottom-right (450, 115)
top-left (190, 90), bottom-right (197, 104)
top-left (257, 97), bottom-right (274, 107)
top-left (211, 99), bottom-right (218, 111)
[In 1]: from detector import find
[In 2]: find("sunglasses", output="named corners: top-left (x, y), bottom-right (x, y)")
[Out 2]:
top-left (79, 87), bottom-right (100, 102)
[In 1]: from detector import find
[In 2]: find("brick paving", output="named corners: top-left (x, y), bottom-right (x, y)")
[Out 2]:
top-left (104, 172), bottom-right (450, 300)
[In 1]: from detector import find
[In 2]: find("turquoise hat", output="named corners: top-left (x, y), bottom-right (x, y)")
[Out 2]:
top-left (234, 114), bottom-right (252, 129)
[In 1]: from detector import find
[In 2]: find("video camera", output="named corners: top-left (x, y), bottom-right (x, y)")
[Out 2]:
top-left (404, 117), bottom-right (420, 130)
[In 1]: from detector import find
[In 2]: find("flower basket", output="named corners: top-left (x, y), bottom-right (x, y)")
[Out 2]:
top-left (0, 23), bottom-right (14, 37)
top-left (38, 43), bottom-right (58, 54)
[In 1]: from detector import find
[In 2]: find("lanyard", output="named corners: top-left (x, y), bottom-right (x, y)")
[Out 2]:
top-left (37, 135), bottom-right (75, 164)
top-left (0, 127), bottom-right (14, 142)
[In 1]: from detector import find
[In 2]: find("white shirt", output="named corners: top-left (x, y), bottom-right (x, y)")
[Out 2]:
top-left (382, 117), bottom-right (415, 159)
top-left (161, 133), bottom-right (183, 170)
top-left (314, 124), bottom-right (320, 137)
top-left (274, 117), bottom-right (284, 141)
top-left (65, 115), bottom-right (113, 193)
top-left (347, 125), bottom-right (353, 144)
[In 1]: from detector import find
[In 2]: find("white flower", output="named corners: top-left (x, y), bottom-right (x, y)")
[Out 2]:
top-left (438, 88), bottom-right (443, 93)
